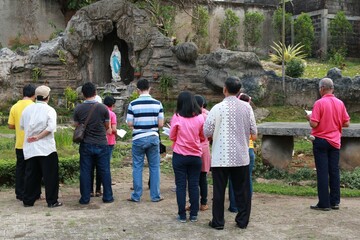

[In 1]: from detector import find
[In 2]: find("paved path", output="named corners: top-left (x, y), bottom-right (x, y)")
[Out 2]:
top-left (1, 167), bottom-right (360, 240)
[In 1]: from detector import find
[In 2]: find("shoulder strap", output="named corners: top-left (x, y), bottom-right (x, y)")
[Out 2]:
top-left (84, 103), bottom-right (98, 127)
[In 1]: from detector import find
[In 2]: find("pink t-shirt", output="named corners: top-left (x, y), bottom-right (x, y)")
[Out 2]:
top-left (310, 94), bottom-right (350, 149)
top-left (107, 107), bottom-right (117, 145)
top-left (170, 113), bottom-right (205, 157)
top-left (200, 109), bottom-right (211, 172)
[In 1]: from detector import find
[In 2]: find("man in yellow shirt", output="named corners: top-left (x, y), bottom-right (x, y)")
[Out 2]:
top-left (8, 84), bottom-right (37, 201)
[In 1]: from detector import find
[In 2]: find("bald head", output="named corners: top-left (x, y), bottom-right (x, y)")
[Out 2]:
top-left (319, 78), bottom-right (334, 90)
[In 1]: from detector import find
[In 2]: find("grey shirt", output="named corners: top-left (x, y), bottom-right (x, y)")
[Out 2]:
top-left (73, 102), bottom-right (109, 145)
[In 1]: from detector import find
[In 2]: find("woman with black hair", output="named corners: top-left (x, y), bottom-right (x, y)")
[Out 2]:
top-left (170, 91), bottom-right (205, 223)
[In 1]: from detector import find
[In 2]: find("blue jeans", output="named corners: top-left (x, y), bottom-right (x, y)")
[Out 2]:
top-left (131, 135), bottom-right (161, 202)
top-left (313, 137), bottom-right (340, 208)
top-left (229, 148), bottom-right (255, 212)
top-left (172, 152), bottom-right (202, 219)
top-left (79, 143), bottom-right (113, 204)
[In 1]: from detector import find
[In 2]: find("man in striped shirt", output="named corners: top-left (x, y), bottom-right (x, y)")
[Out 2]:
top-left (126, 78), bottom-right (164, 202)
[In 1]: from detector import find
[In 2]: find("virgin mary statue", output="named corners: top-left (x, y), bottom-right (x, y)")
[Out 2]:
top-left (110, 45), bottom-right (121, 82)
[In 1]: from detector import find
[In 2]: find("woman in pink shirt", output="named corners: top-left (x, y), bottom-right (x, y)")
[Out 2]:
top-left (104, 96), bottom-right (117, 155)
top-left (170, 91), bottom-right (205, 223)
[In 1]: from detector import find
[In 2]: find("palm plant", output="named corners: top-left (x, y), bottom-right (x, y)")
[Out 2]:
top-left (270, 42), bottom-right (307, 65)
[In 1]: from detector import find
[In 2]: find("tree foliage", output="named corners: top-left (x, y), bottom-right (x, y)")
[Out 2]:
top-left (219, 9), bottom-right (240, 50)
top-left (294, 13), bottom-right (314, 57)
top-left (272, 7), bottom-right (292, 41)
top-left (244, 11), bottom-right (265, 49)
top-left (192, 5), bottom-right (210, 53)
top-left (329, 11), bottom-right (353, 57)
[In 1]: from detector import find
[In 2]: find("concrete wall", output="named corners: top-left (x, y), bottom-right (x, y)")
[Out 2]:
top-left (0, 0), bottom-right (65, 47)
top-left (173, 2), bottom-right (277, 56)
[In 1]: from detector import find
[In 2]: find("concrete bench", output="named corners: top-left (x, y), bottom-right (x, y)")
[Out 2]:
top-left (257, 122), bottom-right (360, 170)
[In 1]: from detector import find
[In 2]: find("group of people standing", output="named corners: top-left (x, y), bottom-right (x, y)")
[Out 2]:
top-left (8, 75), bottom-right (350, 230)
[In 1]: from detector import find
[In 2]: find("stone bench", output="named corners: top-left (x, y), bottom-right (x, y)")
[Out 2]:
top-left (257, 122), bottom-right (360, 170)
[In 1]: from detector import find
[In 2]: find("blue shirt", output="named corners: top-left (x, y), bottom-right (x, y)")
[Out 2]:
top-left (126, 94), bottom-right (164, 140)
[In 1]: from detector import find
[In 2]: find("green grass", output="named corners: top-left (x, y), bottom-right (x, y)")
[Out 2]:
top-left (253, 182), bottom-right (360, 197)
top-left (0, 126), bottom-right (15, 134)
top-left (303, 58), bottom-right (360, 79)
top-left (293, 137), bottom-right (313, 155)
top-left (262, 106), bottom-right (308, 122)
top-left (266, 58), bottom-right (360, 79)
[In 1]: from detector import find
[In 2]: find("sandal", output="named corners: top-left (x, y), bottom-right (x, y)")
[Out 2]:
top-left (95, 191), bottom-right (102, 197)
top-left (48, 202), bottom-right (63, 208)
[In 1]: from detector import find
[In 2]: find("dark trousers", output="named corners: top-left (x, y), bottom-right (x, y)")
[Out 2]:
top-left (211, 166), bottom-right (251, 228)
top-left (199, 172), bottom-right (208, 205)
top-left (23, 152), bottom-right (59, 206)
top-left (313, 137), bottom-right (340, 208)
top-left (172, 152), bottom-right (202, 219)
top-left (15, 149), bottom-right (26, 199)
top-left (91, 163), bottom-right (102, 193)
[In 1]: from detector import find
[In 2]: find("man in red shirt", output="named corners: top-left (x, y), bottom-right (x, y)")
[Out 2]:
top-left (307, 77), bottom-right (350, 211)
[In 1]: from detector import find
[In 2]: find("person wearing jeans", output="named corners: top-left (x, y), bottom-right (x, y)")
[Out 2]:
top-left (131, 135), bottom-right (161, 201)
top-left (170, 91), bottom-right (205, 223)
top-left (74, 82), bottom-right (113, 204)
top-left (307, 77), bottom-right (350, 211)
top-left (79, 143), bottom-right (113, 203)
top-left (126, 78), bottom-right (164, 202)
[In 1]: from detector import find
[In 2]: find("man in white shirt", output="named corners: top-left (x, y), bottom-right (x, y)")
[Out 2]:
top-left (20, 85), bottom-right (62, 208)
top-left (204, 76), bottom-right (257, 230)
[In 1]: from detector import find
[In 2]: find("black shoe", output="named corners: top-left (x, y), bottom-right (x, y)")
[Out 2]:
top-left (103, 199), bottom-right (114, 203)
top-left (23, 203), bottom-right (34, 207)
top-left (48, 202), bottom-right (63, 208)
top-left (331, 204), bottom-right (339, 210)
top-left (310, 205), bottom-right (330, 211)
top-left (208, 220), bottom-right (224, 230)
top-left (16, 196), bottom-right (23, 201)
top-left (237, 223), bottom-right (247, 229)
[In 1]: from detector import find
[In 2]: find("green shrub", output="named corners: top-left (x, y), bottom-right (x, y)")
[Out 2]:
top-left (159, 74), bottom-right (174, 100)
top-left (64, 86), bottom-right (78, 110)
top-left (192, 5), bottom-right (210, 53)
top-left (244, 11), bottom-right (265, 49)
top-left (272, 7), bottom-right (292, 41)
top-left (219, 9), bottom-right (240, 50)
top-left (0, 159), bottom-right (16, 186)
top-left (264, 167), bottom-right (288, 180)
top-left (329, 11), bottom-right (353, 57)
top-left (288, 167), bottom-right (316, 182)
top-left (58, 156), bottom-right (80, 184)
top-left (0, 156), bottom-right (80, 186)
top-left (341, 167), bottom-right (360, 189)
top-left (294, 13), bottom-right (314, 57)
top-left (285, 58), bottom-right (305, 78)
top-left (329, 50), bottom-right (346, 69)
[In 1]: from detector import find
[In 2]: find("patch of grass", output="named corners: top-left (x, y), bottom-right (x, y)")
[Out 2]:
top-left (262, 106), bottom-right (307, 122)
top-left (294, 137), bottom-right (313, 155)
top-left (0, 126), bottom-right (15, 134)
top-left (253, 182), bottom-right (360, 197)
top-left (263, 58), bottom-right (360, 78)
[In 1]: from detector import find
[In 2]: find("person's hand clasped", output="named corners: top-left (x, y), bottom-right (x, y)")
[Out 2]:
top-left (27, 136), bottom-right (39, 143)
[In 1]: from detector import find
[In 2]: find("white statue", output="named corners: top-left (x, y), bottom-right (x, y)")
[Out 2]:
top-left (110, 45), bottom-right (121, 82)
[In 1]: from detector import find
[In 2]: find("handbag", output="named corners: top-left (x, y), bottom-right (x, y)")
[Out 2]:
top-left (158, 130), bottom-right (166, 154)
top-left (73, 103), bottom-right (98, 143)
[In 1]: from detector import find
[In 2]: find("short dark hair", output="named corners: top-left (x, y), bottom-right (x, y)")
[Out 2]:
top-left (225, 76), bottom-right (242, 95)
top-left (194, 95), bottom-right (204, 108)
top-left (82, 82), bottom-right (96, 98)
top-left (176, 91), bottom-right (201, 118)
top-left (23, 84), bottom-right (35, 98)
top-left (103, 95), bottom-right (116, 107)
top-left (238, 93), bottom-right (251, 102)
top-left (137, 78), bottom-right (150, 91)
top-left (36, 95), bottom-right (49, 101)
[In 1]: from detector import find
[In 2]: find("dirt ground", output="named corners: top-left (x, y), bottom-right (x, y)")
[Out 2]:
top-left (1, 165), bottom-right (360, 240)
